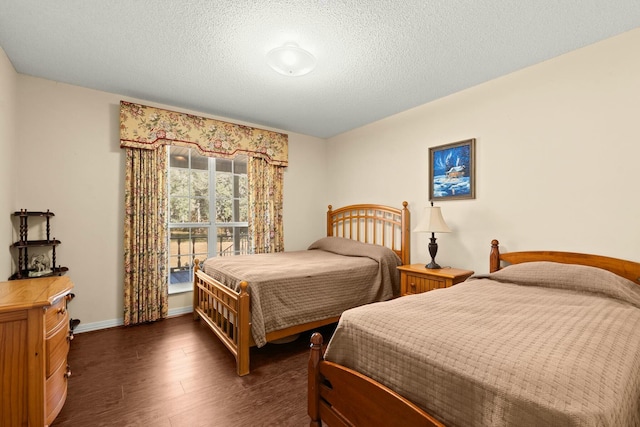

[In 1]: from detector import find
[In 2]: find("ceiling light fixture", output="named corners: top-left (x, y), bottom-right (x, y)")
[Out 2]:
top-left (266, 42), bottom-right (316, 77)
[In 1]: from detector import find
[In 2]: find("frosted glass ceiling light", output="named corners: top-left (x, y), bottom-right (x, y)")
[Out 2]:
top-left (266, 42), bottom-right (316, 76)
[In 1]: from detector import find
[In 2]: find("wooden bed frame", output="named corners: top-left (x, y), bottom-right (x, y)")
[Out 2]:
top-left (308, 239), bottom-right (640, 426)
top-left (193, 202), bottom-right (410, 376)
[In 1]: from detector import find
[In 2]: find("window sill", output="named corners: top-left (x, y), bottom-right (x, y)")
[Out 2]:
top-left (169, 282), bottom-right (193, 295)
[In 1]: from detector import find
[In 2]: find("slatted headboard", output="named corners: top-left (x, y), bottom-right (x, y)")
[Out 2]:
top-left (327, 202), bottom-right (410, 265)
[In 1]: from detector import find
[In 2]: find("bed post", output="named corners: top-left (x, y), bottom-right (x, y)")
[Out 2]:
top-left (490, 239), bottom-right (500, 273)
top-left (237, 281), bottom-right (251, 376)
top-left (326, 205), bottom-right (333, 236)
top-left (308, 332), bottom-right (324, 427)
top-left (193, 259), bottom-right (201, 320)
top-left (401, 201), bottom-right (410, 265)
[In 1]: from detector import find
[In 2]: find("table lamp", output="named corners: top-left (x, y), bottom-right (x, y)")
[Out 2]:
top-left (414, 201), bottom-right (451, 269)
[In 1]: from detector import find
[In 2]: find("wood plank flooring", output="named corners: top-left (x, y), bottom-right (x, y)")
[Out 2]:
top-left (53, 314), bottom-right (336, 427)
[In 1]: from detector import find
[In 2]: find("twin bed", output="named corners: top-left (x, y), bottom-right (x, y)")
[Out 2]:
top-left (308, 240), bottom-right (640, 426)
top-left (193, 201), bottom-right (640, 425)
top-left (192, 202), bottom-right (410, 376)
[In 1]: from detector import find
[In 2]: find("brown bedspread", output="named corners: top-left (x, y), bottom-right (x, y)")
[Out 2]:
top-left (324, 262), bottom-right (640, 426)
top-left (202, 237), bottom-right (401, 347)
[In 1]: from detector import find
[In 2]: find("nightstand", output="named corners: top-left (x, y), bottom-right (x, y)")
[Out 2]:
top-left (398, 264), bottom-right (474, 296)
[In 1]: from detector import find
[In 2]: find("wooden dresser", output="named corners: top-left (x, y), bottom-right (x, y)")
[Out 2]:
top-left (0, 276), bottom-right (74, 427)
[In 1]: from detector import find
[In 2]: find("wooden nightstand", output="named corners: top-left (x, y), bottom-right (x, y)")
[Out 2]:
top-left (398, 264), bottom-right (474, 296)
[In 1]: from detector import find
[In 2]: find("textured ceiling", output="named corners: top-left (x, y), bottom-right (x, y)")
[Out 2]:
top-left (1, 1), bottom-right (639, 138)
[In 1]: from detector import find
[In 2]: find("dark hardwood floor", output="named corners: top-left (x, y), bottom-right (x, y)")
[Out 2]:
top-left (53, 314), bottom-right (336, 427)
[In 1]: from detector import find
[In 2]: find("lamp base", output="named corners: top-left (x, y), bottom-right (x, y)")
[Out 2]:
top-left (425, 261), bottom-right (442, 269)
top-left (426, 233), bottom-right (441, 269)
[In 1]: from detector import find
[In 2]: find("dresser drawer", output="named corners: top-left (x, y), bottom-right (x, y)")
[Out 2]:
top-left (45, 295), bottom-right (69, 334)
top-left (46, 319), bottom-right (70, 377)
top-left (46, 361), bottom-right (70, 426)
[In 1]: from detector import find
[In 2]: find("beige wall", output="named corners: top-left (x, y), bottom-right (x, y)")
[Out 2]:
top-left (0, 47), bottom-right (16, 281)
top-left (327, 28), bottom-right (640, 275)
top-left (4, 28), bottom-right (639, 331)
top-left (13, 78), bottom-right (327, 331)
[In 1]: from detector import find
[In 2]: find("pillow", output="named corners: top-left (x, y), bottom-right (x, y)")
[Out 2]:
top-left (308, 236), bottom-right (401, 266)
top-left (487, 261), bottom-right (640, 309)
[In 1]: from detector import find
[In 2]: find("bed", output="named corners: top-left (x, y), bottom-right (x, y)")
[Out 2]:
top-left (308, 239), bottom-right (640, 427)
top-left (193, 202), bottom-right (410, 376)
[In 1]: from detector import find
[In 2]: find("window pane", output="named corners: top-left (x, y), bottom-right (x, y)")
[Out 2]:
top-left (169, 227), bottom-right (191, 284)
top-left (169, 257), bottom-right (192, 284)
top-left (216, 172), bottom-right (232, 200)
top-left (192, 227), bottom-right (208, 257)
top-left (169, 148), bottom-right (189, 168)
top-left (236, 174), bottom-right (247, 198)
top-left (169, 255), bottom-right (182, 270)
top-left (216, 227), bottom-right (234, 256)
top-left (170, 198), bottom-right (189, 223)
top-left (191, 170), bottom-right (209, 197)
top-left (169, 169), bottom-right (189, 196)
top-left (191, 152), bottom-right (208, 170)
top-left (235, 157), bottom-right (247, 174)
top-left (216, 158), bottom-right (232, 173)
top-left (216, 198), bottom-right (232, 223)
top-left (190, 198), bottom-right (209, 222)
top-left (238, 198), bottom-right (248, 223)
top-left (233, 200), bottom-right (240, 222)
top-left (236, 227), bottom-right (249, 255)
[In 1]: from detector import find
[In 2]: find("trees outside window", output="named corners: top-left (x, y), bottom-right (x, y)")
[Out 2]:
top-left (168, 146), bottom-right (248, 290)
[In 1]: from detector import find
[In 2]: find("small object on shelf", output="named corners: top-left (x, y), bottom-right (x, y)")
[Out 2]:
top-left (9, 209), bottom-right (69, 280)
top-left (28, 269), bottom-right (53, 277)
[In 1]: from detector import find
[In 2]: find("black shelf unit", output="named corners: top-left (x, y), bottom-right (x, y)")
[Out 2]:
top-left (9, 209), bottom-right (69, 280)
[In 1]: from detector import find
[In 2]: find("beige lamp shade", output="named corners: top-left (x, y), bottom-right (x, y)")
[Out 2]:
top-left (413, 206), bottom-right (451, 233)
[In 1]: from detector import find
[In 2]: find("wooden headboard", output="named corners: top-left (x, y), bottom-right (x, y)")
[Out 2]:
top-left (327, 202), bottom-right (410, 265)
top-left (490, 239), bottom-right (640, 285)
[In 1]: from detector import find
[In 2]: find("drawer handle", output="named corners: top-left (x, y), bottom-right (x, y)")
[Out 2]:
top-left (57, 307), bottom-right (66, 315)
top-left (409, 282), bottom-right (416, 288)
top-left (64, 365), bottom-right (72, 379)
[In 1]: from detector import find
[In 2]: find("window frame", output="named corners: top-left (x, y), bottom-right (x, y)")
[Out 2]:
top-left (167, 147), bottom-right (248, 294)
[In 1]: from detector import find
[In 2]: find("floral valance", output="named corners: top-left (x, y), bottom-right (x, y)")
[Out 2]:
top-left (119, 101), bottom-right (288, 166)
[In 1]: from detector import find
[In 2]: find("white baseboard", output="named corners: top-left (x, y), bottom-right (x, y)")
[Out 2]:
top-left (73, 306), bottom-right (194, 334)
top-left (73, 318), bottom-right (123, 333)
top-left (168, 305), bottom-right (194, 317)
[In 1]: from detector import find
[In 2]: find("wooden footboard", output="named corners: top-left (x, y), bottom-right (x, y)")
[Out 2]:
top-left (193, 259), bottom-right (251, 376)
top-left (308, 333), bottom-right (443, 427)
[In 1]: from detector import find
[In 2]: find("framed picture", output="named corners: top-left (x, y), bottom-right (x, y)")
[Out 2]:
top-left (429, 138), bottom-right (476, 201)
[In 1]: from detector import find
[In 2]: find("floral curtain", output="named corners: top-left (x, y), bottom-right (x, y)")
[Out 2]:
top-left (120, 101), bottom-right (287, 325)
top-left (123, 147), bottom-right (168, 325)
top-left (248, 157), bottom-right (285, 254)
top-left (120, 101), bottom-right (288, 166)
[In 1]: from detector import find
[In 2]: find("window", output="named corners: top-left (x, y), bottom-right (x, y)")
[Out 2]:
top-left (168, 146), bottom-right (249, 293)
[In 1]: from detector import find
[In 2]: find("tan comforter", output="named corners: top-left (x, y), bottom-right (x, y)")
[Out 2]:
top-left (202, 237), bottom-right (401, 347)
top-left (324, 262), bottom-right (640, 426)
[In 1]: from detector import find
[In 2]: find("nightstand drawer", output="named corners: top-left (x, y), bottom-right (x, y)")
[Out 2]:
top-left (398, 264), bottom-right (474, 297)
top-left (404, 273), bottom-right (447, 295)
